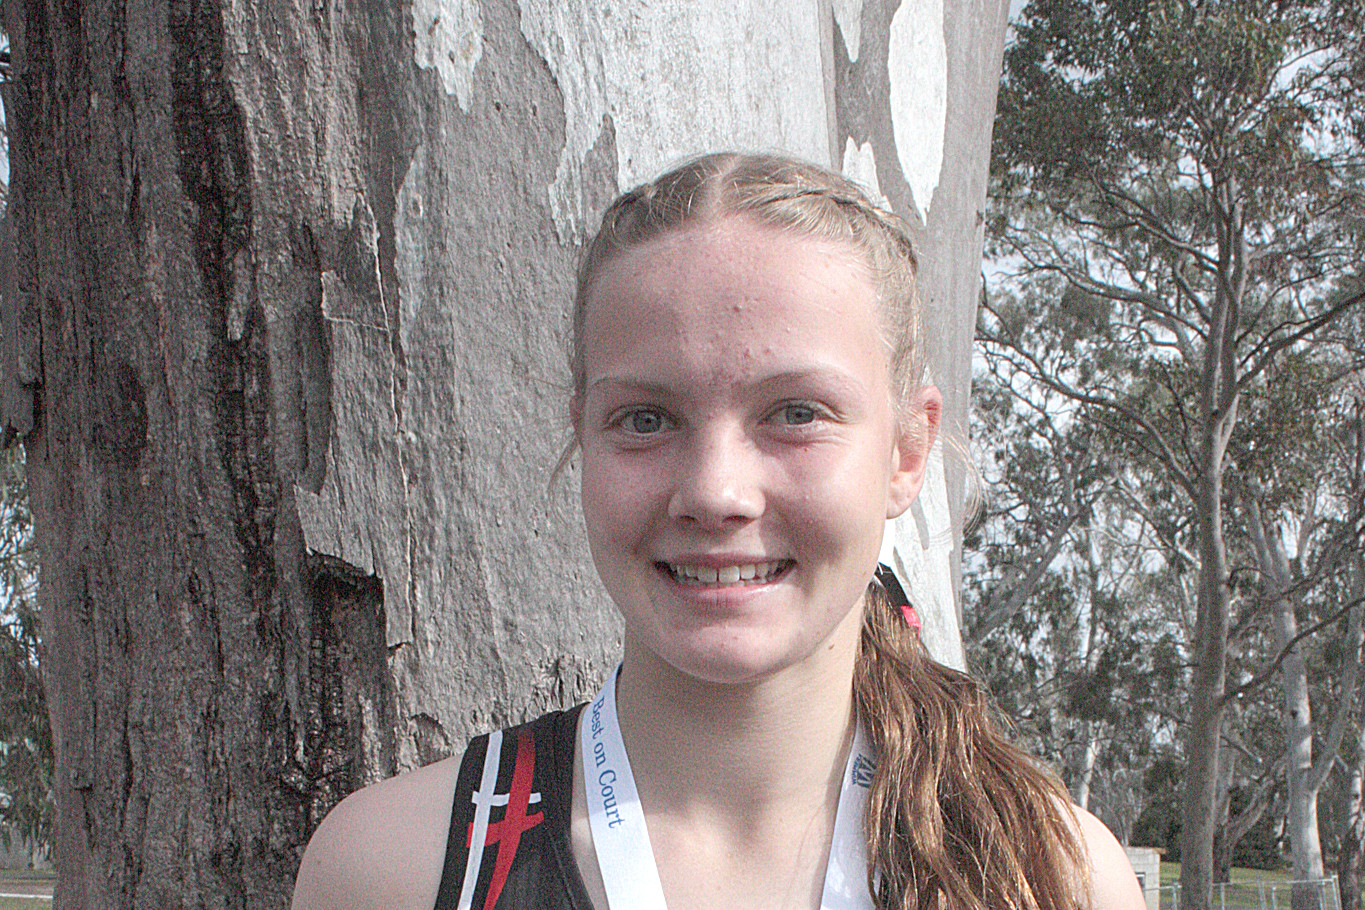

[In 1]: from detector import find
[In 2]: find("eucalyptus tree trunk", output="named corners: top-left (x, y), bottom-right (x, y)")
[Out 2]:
top-left (1179, 394), bottom-right (1236, 906)
top-left (1071, 517), bottom-right (1103, 813)
top-left (1253, 505), bottom-right (1325, 890)
top-left (1341, 714), bottom-right (1365, 910)
top-left (1338, 558), bottom-right (1365, 910)
top-left (1178, 179), bottom-right (1246, 910)
top-left (0, 0), bottom-right (1009, 904)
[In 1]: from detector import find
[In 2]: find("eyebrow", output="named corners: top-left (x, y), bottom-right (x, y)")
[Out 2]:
top-left (586, 376), bottom-right (672, 396)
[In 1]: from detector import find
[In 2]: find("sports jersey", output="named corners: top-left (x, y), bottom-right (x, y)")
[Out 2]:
top-left (433, 706), bottom-right (594, 910)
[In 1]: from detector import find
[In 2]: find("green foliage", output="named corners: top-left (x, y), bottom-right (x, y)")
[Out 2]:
top-left (997, 0), bottom-right (1364, 193)
top-left (1133, 756), bottom-right (1185, 857)
top-left (967, 345), bottom-right (1187, 839)
top-left (0, 447), bottom-right (50, 859)
top-left (992, 0), bottom-right (1365, 406)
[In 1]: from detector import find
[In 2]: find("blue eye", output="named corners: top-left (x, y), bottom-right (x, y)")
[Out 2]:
top-left (621, 409), bottom-right (669, 434)
top-left (776, 403), bottom-right (818, 426)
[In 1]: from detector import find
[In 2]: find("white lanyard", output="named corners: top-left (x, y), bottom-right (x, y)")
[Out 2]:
top-left (580, 665), bottom-right (877, 910)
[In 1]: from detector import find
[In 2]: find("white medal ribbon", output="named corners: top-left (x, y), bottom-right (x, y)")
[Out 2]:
top-left (581, 665), bottom-right (877, 910)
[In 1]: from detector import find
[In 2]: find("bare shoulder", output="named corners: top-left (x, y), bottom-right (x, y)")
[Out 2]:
top-left (291, 755), bottom-right (463, 910)
top-left (1071, 806), bottom-right (1147, 910)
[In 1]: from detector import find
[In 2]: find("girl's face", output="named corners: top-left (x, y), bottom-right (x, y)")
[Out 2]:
top-left (574, 217), bottom-right (934, 687)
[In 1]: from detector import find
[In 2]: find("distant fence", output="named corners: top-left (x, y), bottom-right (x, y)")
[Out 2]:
top-left (1155, 877), bottom-right (1341, 910)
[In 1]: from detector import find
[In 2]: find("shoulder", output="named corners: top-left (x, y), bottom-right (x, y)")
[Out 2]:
top-left (1071, 806), bottom-right (1147, 910)
top-left (290, 754), bottom-right (464, 910)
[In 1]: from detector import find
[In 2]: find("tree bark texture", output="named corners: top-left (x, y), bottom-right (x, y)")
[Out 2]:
top-left (839, 0), bottom-right (1009, 668)
top-left (0, 0), bottom-right (1009, 905)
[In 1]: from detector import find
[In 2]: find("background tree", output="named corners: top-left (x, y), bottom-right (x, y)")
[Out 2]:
top-left (968, 336), bottom-right (1187, 843)
top-left (1334, 370), bottom-right (1365, 907)
top-left (977, 187), bottom-right (1365, 901)
top-left (988, 0), bottom-right (1365, 903)
top-left (1338, 556), bottom-right (1365, 907)
top-left (1237, 351), bottom-right (1365, 896)
top-left (0, 444), bottom-right (49, 862)
top-left (0, 0), bottom-right (1013, 904)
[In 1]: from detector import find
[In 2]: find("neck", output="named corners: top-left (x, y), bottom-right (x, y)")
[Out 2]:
top-left (613, 622), bottom-right (861, 825)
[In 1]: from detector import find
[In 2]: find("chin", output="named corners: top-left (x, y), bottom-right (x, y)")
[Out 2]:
top-left (646, 626), bottom-right (843, 689)
top-left (668, 653), bottom-right (785, 687)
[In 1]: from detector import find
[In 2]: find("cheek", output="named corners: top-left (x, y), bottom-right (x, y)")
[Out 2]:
top-left (580, 449), bottom-right (656, 542)
top-left (785, 435), bottom-right (894, 501)
top-left (780, 452), bottom-right (891, 551)
top-left (579, 455), bottom-right (620, 536)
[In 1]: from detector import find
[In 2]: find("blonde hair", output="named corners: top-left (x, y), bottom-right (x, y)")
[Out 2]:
top-left (572, 152), bottom-right (1087, 910)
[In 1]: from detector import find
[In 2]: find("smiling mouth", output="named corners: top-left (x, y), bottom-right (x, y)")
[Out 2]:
top-left (660, 560), bottom-right (792, 586)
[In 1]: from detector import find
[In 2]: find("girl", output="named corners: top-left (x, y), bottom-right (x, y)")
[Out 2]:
top-left (292, 153), bottom-right (1145, 910)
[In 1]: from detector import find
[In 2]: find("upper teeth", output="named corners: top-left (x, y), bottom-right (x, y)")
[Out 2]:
top-left (670, 562), bottom-right (783, 585)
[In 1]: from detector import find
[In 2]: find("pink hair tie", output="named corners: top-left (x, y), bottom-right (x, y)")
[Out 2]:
top-left (875, 563), bottom-right (921, 634)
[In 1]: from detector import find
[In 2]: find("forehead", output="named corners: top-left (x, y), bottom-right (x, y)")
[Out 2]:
top-left (598, 216), bottom-right (870, 288)
top-left (585, 218), bottom-right (878, 330)
top-left (579, 218), bottom-right (887, 389)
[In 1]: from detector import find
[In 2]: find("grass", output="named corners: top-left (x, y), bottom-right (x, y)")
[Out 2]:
top-left (1159, 862), bottom-right (1293, 884)
top-left (1154, 863), bottom-right (1354, 910)
top-left (0, 869), bottom-right (53, 908)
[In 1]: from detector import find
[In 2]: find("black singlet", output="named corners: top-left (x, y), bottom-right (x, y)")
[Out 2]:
top-left (433, 705), bottom-right (596, 910)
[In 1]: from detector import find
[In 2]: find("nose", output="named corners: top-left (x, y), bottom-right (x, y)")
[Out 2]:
top-left (667, 424), bottom-right (765, 527)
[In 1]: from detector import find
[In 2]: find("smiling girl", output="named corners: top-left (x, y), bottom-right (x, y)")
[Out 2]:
top-left (292, 153), bottom-right (1145, 910)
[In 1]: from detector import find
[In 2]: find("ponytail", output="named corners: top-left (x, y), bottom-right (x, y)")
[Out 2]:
top-left (854, 583), bottom-right (1089, 909)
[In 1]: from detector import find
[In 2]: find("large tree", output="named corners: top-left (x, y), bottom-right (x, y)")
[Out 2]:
top-left (0, 0), bottom-right (1012, 904)
top-left (988, 0), bottom-right (1365, 904)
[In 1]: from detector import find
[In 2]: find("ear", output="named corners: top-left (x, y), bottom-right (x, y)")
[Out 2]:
top-left (886, 386), bottom-right (942, 519)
